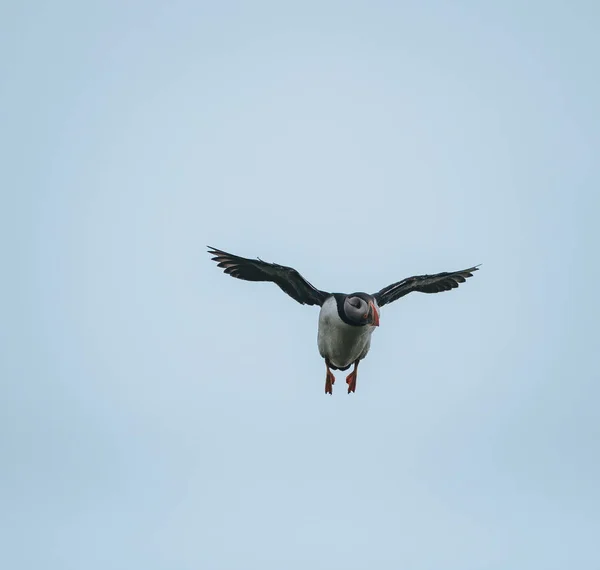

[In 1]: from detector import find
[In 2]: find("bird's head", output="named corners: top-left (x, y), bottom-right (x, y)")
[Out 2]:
top-left (344, 294), bottom-right (380, 327)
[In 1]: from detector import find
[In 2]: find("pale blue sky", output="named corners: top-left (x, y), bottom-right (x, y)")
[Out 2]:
top-left (2, 1), bottom-right (599, 568)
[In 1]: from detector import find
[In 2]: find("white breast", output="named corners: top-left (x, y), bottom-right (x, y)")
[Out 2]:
top-left (317, 296), bottom-right (378, 369)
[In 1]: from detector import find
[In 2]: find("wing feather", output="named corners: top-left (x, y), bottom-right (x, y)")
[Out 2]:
top-left (207, 246), bottom-right (329, 306)
top-left (374, 265), bottom-right (480, 307)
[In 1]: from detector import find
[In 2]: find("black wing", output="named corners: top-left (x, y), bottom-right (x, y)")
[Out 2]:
top-left (207, 246), bottom-right (329, 306)
top-left (374, 265), bottom-right (480, 307)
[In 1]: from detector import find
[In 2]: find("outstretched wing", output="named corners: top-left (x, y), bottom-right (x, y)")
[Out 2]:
top-left (207, 246), bottom-right (329, 306)
top-left (374, 265), bottom-right (480, 307)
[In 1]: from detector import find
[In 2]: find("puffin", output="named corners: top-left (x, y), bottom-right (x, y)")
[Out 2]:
top-left (208, 246), bottom-right (480, 395)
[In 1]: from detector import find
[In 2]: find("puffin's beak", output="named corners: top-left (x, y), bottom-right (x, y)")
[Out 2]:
top-left (369, 302), bottom-right (380, 327)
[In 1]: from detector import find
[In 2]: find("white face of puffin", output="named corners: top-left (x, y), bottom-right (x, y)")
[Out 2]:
top-left (344, 295), bottom-right (380, 327)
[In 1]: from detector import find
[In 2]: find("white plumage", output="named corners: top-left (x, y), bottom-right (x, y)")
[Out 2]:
top-left (317, 296), bottom-right (379, 370)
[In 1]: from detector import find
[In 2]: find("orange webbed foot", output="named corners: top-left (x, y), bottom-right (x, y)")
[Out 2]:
top-left (325, 363), bottom-right (335, 395)
top-left (345, 361), bottom-right (359, 394)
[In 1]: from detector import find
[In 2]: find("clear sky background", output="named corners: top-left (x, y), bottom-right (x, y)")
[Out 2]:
top-left (2, 1), bottom-right (599, 568)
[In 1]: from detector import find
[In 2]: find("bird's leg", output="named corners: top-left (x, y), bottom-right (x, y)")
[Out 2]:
top-left (325, 360), bottom-right (335, 395)
top-left (346, 360), bottom-right (359, 394)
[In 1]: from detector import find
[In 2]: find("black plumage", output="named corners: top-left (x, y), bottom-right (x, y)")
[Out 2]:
top-left (208, 246), bottom-right (479, 308)
top-left (207, 246), bottom-right (329, 306)
top-left (373, 266), bottom-right (480, 307)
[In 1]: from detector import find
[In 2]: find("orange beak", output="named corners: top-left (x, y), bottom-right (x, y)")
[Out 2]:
top-left (369, 301), bottom-right (380, 327)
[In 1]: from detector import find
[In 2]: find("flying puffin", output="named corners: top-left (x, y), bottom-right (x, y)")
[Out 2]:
top-left (208, 246), bottom-right (480, 395)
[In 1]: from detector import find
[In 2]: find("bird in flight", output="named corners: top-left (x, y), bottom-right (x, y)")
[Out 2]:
top-left (208, 246), bottom-right (480, 395)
